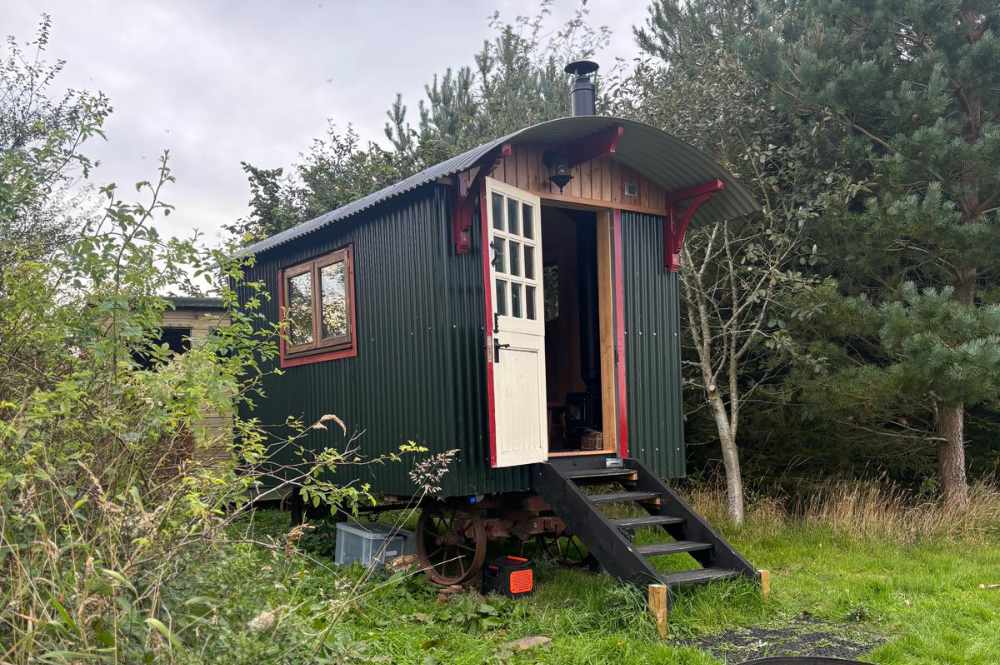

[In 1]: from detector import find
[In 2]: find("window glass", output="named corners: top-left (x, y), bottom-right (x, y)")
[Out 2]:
top-left (320, 261), bottom-right (348, 339)
top-left (494, 238), bottom-right (506, 274)
top-left (507, 197), bottom-right (520, 234)
top-left (286, 272), bottom-right (314, 346)
top-left (511, 282), bottom-right (523, 318)
top-left (526, 286), bottom-right (536, 320)
top-left (524, 246), bottom-right (534, 279)
top-left (522, 204), bottom-right (533, 239)
top-left (281, 246), bottom-right (356, 364)
top-left (492, 192), bottom-right (504, 230)
top-left (509, 241), bottom-right (521, 277)
top-left (495, 279), bottom-right (508, 315)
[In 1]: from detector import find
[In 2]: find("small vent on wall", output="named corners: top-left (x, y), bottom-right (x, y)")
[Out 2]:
top-left (623, 181), bottom-right (639, 198)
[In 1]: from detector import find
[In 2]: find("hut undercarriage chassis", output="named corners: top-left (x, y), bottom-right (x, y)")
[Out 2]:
top-left (410, 457), bottom-right (759, 605)
top-left (415, 493), bottom-right (586, 585)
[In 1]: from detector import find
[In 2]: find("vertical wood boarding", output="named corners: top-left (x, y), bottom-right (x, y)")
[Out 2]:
top-left (492, 145), bottom-right (667, 215)
top-left (597, 211), bottom-right (618, 455)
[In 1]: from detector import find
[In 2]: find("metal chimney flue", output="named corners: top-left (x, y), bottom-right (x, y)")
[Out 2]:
top-left (565, 60), bottom-right (599, 116)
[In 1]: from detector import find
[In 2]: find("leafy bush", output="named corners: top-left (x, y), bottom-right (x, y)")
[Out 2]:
top-left (0, 152), bottom-right (286, 662)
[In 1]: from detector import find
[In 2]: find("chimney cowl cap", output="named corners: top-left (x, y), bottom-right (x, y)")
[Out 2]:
top-left (564, 60), bottom-right (599, 77)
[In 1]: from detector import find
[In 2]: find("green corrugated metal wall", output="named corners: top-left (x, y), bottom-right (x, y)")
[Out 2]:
top-left (620, 211), bottom-right (686, 479)
top-left (240, 185), bottom-right (533, 497)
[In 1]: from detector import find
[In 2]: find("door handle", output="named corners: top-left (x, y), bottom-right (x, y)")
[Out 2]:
top-left (493, 340), bottom-right (511, 363)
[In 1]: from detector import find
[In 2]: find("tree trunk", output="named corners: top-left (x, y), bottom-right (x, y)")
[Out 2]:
top-left (708, 392), bottom-right (745, 525)
top-left (936, 403), bottom-right (969, 507)
top-left (940, 265), bottom-right (976, 507)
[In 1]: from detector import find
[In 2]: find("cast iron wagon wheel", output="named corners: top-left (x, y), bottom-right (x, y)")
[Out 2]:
top-left (535, 532), bottom-right (594, 568)
top-left (416, 502), bottom-right (487, 585)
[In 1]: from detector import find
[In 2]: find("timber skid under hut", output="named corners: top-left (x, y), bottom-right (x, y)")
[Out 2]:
top-left (237, 61), bottom-right (763, 600)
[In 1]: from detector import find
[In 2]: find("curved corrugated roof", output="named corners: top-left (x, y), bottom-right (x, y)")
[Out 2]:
top-left (236, 115), bottom-right (759, 258)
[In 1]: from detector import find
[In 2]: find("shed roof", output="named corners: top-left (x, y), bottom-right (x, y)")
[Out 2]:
top-left (167, 296), bottom-right (226, 311)
top-left (236, 115), bottom-right (759, 258)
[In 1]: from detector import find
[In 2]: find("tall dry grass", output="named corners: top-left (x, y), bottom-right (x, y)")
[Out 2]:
top-left (685, 479), bottom-right (1000, 544)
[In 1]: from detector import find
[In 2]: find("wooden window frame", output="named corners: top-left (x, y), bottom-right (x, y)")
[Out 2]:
top-left (278, 245), bottom-right (358, 368)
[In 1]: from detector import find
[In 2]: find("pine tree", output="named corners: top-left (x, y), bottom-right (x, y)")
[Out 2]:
top-left (625, 0), bottom-right (857, 524)
top-left (756, 0), bottom-right (1000, 506)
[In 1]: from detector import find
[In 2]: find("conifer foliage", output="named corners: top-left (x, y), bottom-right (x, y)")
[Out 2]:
top-left (756, 1), bottom-right (1000, 505)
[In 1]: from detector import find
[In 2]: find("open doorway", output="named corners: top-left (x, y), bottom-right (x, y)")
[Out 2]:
top-left (542, 206), bottom-right (617, 456)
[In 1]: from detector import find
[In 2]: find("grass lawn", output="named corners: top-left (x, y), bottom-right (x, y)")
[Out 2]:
top-left (167, 506), bottom-right (1000, 664)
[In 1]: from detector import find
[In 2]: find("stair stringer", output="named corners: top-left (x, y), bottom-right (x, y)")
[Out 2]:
top-left (625, 459), bottom-right (757, 578)
top-left (532, 463), bottom-right (662, 587)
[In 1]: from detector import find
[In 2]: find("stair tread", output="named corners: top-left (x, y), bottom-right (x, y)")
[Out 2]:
top-left (588, 490), bottom-right (660, 504)
top-left (613, 515), bottom-right (684, 529)
top-left (565, 468), bottom-right (636, 480)
top-left (636, 541), bottom-right (713, 556)
top-left (661, 568), bottom-right (740, 586)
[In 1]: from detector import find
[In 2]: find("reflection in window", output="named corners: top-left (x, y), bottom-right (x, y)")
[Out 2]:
top-left (511, 282), bottom-right (522, 318)
top-left (507, 197), bottom-right (520, 234)
top-left (509, 240), bottom-right (521, 276)
top-left (286, 272), bottom-right (314, 346)
top-left (496, 279), bottom-right (508, 316)
top-left (494, 238), bottom-right (506, 274)
top-left (522, 203), bottom-right (533, 239)
top-left (281, 246), bottom-right (356, 364)
top-left (320, 261), bottom-right (348, 339)
top-left (492, 192), bottom-right (504, 230)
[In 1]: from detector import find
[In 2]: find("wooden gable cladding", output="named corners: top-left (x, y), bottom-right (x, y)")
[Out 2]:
top-left (488, 144), bottom-right (668, 215)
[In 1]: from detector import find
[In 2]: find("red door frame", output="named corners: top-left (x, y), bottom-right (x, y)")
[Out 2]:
top-left (480, 186), bottom-right (500, 467)
top-left (612, 209), bottom-right (629, 458)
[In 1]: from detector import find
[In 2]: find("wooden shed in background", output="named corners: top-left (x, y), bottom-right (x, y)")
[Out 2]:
top-left (161, 297), bottom-right (232, 468)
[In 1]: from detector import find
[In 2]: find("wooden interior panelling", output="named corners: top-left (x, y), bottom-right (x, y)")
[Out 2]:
top-left (596, 210), bottom-right (618, 454)
top-left (490, 144), bottom-right (667, 216)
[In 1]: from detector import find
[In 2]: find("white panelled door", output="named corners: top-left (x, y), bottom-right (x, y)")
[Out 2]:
top-left (485, 177), bottom-right (548, 467)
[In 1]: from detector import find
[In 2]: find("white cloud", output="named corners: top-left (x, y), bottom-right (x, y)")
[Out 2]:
top-left (2, 0), bottom-right (646, 244)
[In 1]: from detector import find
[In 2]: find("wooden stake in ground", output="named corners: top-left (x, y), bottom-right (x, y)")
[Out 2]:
top-left (647, 584), bottom-right (668, 638)
top-left (760, 569), bottom-right (770, 601)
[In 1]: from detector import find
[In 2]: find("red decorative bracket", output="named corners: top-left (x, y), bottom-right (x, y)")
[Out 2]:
top-left (452, 144), bottom-right (512, 254)
top-left (565, 125), bottom-right (623, 167)
top-left (664, 178), bottom-right (725, 271)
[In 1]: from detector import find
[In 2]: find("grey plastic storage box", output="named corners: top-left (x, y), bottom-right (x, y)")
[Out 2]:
top-left (334, 521), bottom-right (415, 568)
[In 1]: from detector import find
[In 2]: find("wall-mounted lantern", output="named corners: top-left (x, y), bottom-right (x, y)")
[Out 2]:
top-left (544, 151), bottom-right (574, 192)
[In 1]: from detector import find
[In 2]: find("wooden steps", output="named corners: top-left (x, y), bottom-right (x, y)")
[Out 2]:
top-left (661, 567), bottom-right (741, 586)
top-left (565, 468), bottom-right (637, 482)
top-left (532, 457), bottom-right (758, 605)
top-left (636, 541), bottom-right (713, 556)
top-left (589, 490), bottom-right (660, 504)
top-left (612, 515), bottom-right (684, 529)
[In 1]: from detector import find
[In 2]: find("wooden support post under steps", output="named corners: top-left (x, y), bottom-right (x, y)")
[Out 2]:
top-left (759, 569), bottom-right (770, 601)
top-left (647, 583), bottom-right (668, 638)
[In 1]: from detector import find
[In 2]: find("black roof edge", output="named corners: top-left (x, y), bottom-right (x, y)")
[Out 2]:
top-left (233, 116), bottom-right (761, 260)
top-left (167, 296), bottom-right (226, 311)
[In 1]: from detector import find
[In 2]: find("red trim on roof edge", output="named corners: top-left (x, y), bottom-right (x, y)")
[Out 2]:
top-left (664, 179), bottom-right (725, 272)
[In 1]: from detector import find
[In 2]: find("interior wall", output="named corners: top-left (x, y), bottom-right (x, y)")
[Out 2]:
top-left (542, 207), bottom-right (586, 406)
top-left (596, 211), bottom-right (618, 454)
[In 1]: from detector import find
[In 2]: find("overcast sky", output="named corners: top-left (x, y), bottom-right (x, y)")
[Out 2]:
top-left (3, 1), bottom-right (648, 245)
